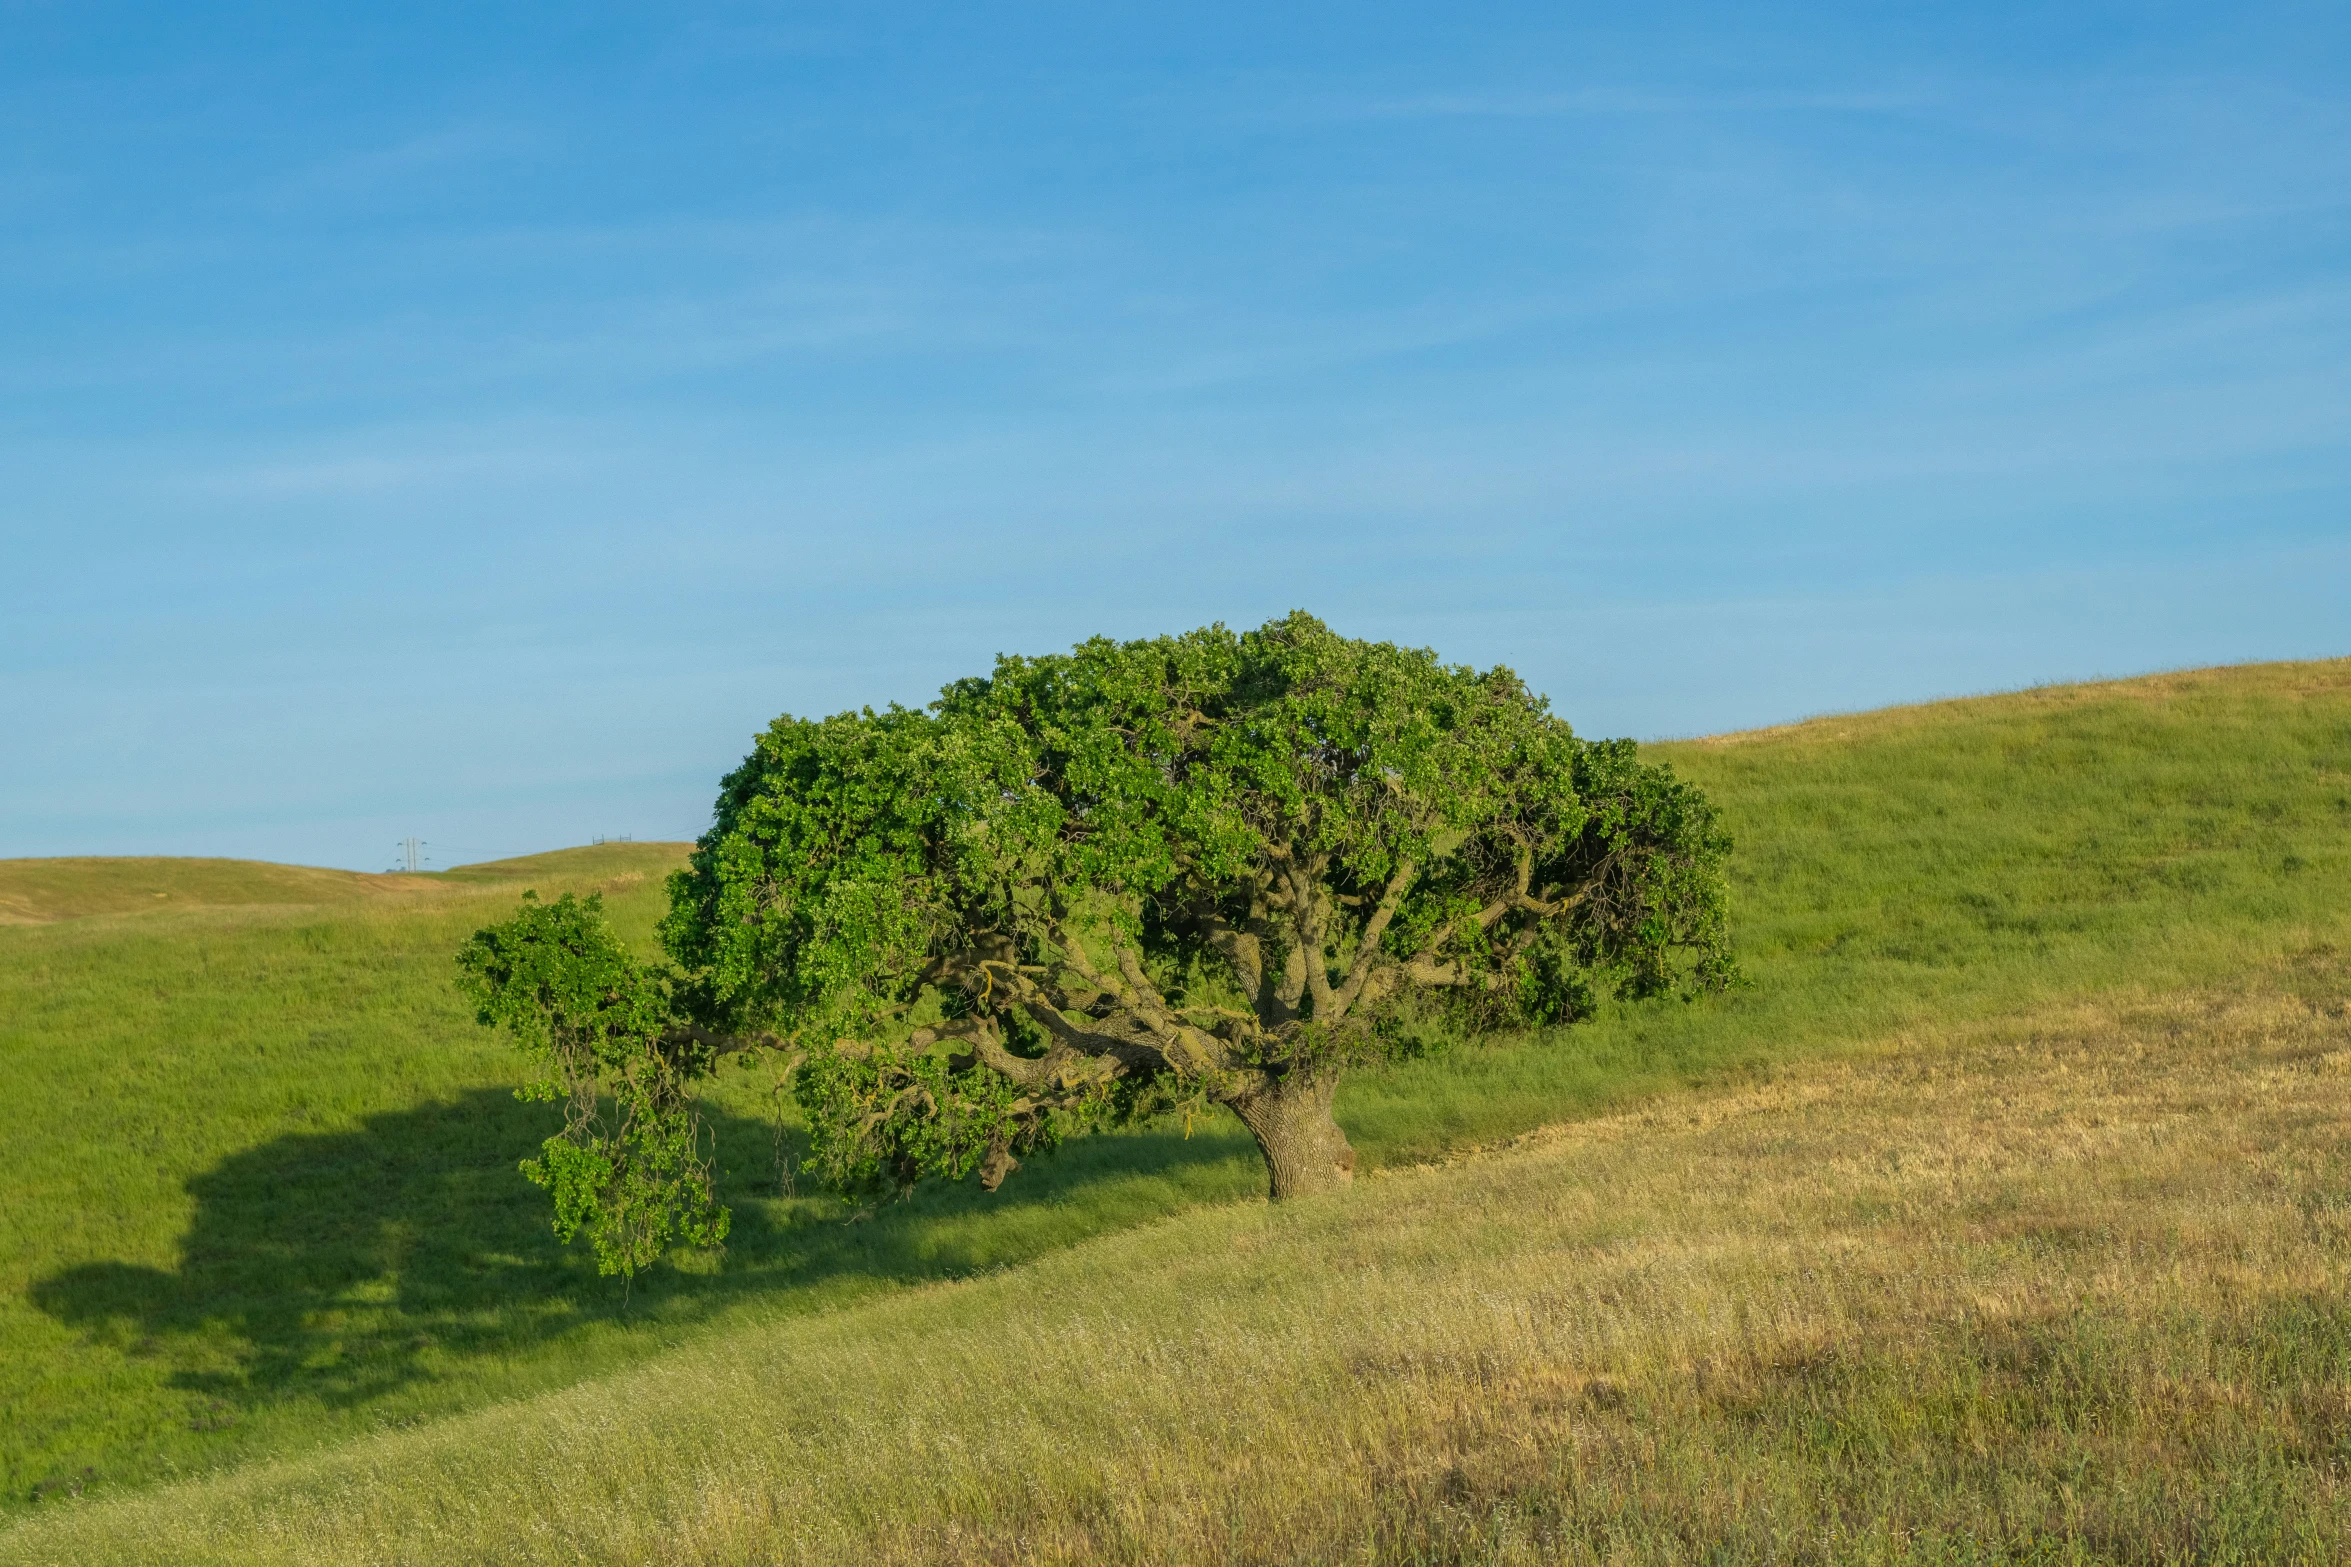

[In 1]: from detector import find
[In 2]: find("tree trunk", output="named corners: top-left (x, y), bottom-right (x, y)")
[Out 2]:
top-left (1226, 1070), bottom-right (1357, 1200)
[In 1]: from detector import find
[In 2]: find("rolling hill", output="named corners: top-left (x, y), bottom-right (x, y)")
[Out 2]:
top-left (3, 659), bottom-right (2347, 1563)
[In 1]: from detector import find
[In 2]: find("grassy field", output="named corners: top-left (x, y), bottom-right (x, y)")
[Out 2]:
top-left (9, 960), bottom-right (2350, 1564)
top-left (2, 658), bottom-right (2347, 1556)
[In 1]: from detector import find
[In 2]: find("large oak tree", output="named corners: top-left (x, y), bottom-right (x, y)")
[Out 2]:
top-left (458, 614), bottom-right (1736, 1276)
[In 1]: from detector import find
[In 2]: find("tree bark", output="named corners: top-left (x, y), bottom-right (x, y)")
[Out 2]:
top-left (1225, 1070), bottom-right (1357, 1200)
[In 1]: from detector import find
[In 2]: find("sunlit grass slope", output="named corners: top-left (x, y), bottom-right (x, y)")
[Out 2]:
top-left (1344, 659), bottom-right (2351, 1157)
top-left (0, 842), bottom-right (682, 925)
top-left (12, 953), bottom-right (2351, 1563)
top-left (0, 844), bottom-right (695, 1506)
top-left (1, 658), bottom-right (2346, 1527)
top-left (0, 858), bottom-right (430, 925)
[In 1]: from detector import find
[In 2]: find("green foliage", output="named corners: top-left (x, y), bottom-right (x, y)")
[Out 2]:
top-left (791, 1039), bottom-right (1120, 1195)
top-left (456, 893), bottom-right (726, 1275)
top-left (464, 613), bottom-right (1738, 1260)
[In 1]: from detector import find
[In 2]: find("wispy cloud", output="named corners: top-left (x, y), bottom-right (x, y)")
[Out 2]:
top-left (1290, 85), bottom-right (1931, 123)
top-left (273, 123), bottom-right (543, 201)
top-left (166, 426), bottom-right (619, 501)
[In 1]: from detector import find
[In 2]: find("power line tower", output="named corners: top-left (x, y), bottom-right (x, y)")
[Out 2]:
top-left (395, 837), bottom-right (427, 873)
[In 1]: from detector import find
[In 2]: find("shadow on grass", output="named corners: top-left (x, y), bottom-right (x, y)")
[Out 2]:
top-left (32, 1088), bottom-right (1262, 1416)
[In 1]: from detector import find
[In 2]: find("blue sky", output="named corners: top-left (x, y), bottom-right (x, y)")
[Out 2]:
top-left (4, 2), bottom-right (2346, 870)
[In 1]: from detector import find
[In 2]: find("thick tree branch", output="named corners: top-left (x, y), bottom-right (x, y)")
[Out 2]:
top-left (1198, 908), bottom-right (1264, 1007)
top-left (1015, 996), bottom-right (1164, 1071)
top-left (1270, 926), bottom-right (1309, 1020)
top-left (1325, 856), bottom-right (1418, 1022)
top-left (1049, 919), bottom-right (1128, 1005)
top-left (665, 1022), bottom-right (788, 1056)
top-left (1110, 938), bottom-right (1163, 1020)
top-left (1102, 925), bottom-right (1239, 1077)
top-left (1403, 840), bottom-right (1602, 976)
top-left (1282, 857), bottom-right (1337, 1019)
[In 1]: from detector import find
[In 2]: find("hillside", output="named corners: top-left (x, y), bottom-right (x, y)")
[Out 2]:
top-left (0, 842), bottom-right (686, 926)
top-left (11, 968), bottom-right (2349, 1563)
top-left (0, 858), bottom-right (430, 926)
top-left (3, 659), bottom-right (2348, 1556)
top-left (0, 843), bottom-right (698, 1507)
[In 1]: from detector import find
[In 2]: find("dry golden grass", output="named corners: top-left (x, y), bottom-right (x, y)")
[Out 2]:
top-left (1685, 655), bottom-right (2351, 749)
top-left (0, 858), bottom-right (425, 926)
top-left (0, 843), bottom-right (691, 926)
top-left (11, 947), bottom-right (2349, 1566)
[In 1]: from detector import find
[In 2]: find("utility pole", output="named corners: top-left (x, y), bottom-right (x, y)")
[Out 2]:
top-left (395, 837), bottom-right (426, 873)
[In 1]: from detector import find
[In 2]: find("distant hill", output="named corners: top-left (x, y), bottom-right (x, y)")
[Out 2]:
top-left (0, 843), bottom-right (692, 926)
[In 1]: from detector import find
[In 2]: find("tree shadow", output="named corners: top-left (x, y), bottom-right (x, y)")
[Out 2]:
top-left (32, 1089), bottom-right (1260, 1418)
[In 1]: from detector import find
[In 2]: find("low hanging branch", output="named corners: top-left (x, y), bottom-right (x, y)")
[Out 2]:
top-left (456, 612), bottom-right (1738, 1276)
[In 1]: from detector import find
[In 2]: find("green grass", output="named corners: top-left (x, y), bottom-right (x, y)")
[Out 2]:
top-left (11, 960), bottom-right (2351, 1564)
top-left (2, 658), bottom-right (2347, 1527)
top-left (1346, 660), bottom-right (2351, 1157)
top-left (0, 848), bottom-right (1282, 1509)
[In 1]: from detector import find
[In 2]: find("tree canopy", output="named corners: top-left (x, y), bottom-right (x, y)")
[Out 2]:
top-left (458, 613), bottom-right (1737, 1275)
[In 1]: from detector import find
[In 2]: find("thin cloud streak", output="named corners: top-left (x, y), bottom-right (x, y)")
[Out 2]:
top-left (1311, 86), bottom-right (1934, 121)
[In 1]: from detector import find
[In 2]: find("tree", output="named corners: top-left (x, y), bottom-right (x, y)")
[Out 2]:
top-left (457, 613), bottom-right (1737, 1276)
